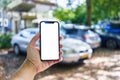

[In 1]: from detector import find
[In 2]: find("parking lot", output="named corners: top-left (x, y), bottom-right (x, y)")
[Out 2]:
top-left (0, 48), bottom-right (120, 80)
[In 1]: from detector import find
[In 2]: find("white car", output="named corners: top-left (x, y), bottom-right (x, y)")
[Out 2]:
top-left (11, 28), bottom-right (93, 63)
top-left (11, 28), bottom-right (39, 55)
top-left (61, 38), bottom-right (92, 63)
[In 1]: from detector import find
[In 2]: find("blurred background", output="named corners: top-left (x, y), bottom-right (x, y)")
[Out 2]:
top-left (0, 0), bottom-right (120, 80)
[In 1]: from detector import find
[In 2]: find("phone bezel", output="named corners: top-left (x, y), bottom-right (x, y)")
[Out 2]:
top-left (39, 21), bottom-right (60, 61)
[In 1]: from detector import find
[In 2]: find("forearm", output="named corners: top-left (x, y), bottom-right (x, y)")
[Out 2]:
top-left (11, 59), bottom-right (37, 80)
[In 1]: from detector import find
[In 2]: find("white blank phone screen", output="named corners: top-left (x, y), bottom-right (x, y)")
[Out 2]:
top-left (41, 22), bottom-right (59, 60)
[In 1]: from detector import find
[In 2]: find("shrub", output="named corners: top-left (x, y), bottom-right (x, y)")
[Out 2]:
top-left (0, 33), bottom-right (12, 49)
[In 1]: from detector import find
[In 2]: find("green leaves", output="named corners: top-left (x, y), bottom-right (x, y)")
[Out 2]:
top-left (53, 7), bottom-right (75, 22)
top-left (0, 0), bottom-right (11, 8)
top-left (53, 0), bottom-right (120, 25)
top-left (91, 0), bottom-right (120, 22)
top-left (72, 5), bottom-right (87, 24)
top-left (0, 33), bottom-right (12, 49)
top-left (53, 5), bottom-right (87, 24)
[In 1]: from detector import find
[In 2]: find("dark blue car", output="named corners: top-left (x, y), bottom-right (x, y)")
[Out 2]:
top-left (94, 21), bottom-right (120, 49)
top-left (105, 22), bottom-right (120, 34)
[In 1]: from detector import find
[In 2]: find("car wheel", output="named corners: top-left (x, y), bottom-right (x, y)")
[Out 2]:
top-left (14, 44), bottom-right (21, 55)
top-left (106, 39), bottom-right (117, 49)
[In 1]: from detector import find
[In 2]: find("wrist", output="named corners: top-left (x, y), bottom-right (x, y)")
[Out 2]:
top-left (26, 58), bottom-right (41, 74)
top-left (25, 59), bottom-right (38, 75)
top-left (11, 59), bottom-right (37, 80)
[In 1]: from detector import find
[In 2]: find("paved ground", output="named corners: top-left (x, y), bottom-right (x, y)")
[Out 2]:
top-left (0, 48), bottom-right (120, 80)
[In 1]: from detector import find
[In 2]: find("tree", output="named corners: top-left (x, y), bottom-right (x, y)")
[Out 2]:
top-left (86, 0), bottom-right (91, 26)
top-left (91, 0), bottom-right (120, 24)
top-left (0, 0), bottom-right (11, 8)
top-left (53, 0), bottom-right (88, 25)
top-left (71, 4), bottom-right (87, 25)
top-left (53, 0), bottom-right (120, 25)
top-left (53, 7), bottom-right (75, 22)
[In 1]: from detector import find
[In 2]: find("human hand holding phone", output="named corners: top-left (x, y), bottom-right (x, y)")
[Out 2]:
top-left (11, 33), bottom-right (63, 80)
top-left (27, 32), bottom-right (63, 73)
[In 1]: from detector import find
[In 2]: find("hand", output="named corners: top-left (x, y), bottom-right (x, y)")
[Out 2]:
top-left (27, 32), bottom-right (63, 74)
top-left (11, 33), bottom-right (63, 80)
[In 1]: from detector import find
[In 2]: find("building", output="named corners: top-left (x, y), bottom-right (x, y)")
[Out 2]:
top-left (7, 0), bottom-right (57, 33)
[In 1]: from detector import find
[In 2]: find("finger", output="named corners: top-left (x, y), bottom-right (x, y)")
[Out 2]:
top-left (29, 33), bottom-right (40, 46)
top-left (48, 57), bottom-right (63, 65)
top-left (58, 56), bottom-right (63, 62)
top-left (36, 47), bottom-right (40, 51)
top-left (59, 53), bottom-right (63, 61)
top-left (46, 53), bottom-right (63, 65)
top-left (55, 54), bottom-right (63, 63)
top-left (60, 36), bottom-right (62, 40)
top-left (59, 51), bottom-right (63, 55)
top-left (59, 44), bottom-right (63, 48)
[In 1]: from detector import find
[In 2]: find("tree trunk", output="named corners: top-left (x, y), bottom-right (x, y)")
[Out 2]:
top-left (86, 0), bottom-right (91, 26)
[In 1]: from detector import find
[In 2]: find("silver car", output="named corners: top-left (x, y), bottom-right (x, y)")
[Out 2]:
top-left (11, 28), bottom-right (39, 55)
top-left (11, 28), bottom-right (93, 63)
top-left (61, 38), bottom-right (92, 63)
top-left (61, 24), bottom-right (101, 49)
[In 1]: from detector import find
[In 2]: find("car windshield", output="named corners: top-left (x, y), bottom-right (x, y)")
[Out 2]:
top-left (65, 29), bottom-right (91, 35)
top-left (109, 23), bottom-right (120, 29)
top-left (66, 29), bottom-right (78, 34)
top-left (29, 31), bottom-right (37, 35)
top-left (20, 29), bottom-right (38, 38)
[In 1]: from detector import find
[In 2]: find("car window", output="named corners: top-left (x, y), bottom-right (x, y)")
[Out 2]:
top-left (30, 31), bottom-right (37, 35)
top-left (110, 23), bottom-right (120, 29)
top-left (28, 30), bottom-right (38, 38)
top-left (77, 29), bottom-right (86, 35)
top-left (19, 29), bottom-right (38, 38)
top-left (20, 31), bottom-right (30, 38)
top-left (65, 29), bottom-right (78, 35)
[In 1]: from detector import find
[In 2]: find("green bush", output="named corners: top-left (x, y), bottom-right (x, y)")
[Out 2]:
top-left (0, 33), bottom-right (12, 49)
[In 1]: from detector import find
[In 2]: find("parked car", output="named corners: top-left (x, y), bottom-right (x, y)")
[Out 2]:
top-left (92, 21), bottom-right (120, 34)
top-left (61, 24), bottom-right (101, 49)
top-left (11, 28), bottom-right (39, 55)
top-left (93, 21), bottom-right (120, 49)
top-left (11, 28), bottom-right (93, 63)
top-left (98, 32), bottom-right (120, 49)
top-left (61, 38), bottom-right (93, 63)
top-left (104, 21), bottom-right (120, 34)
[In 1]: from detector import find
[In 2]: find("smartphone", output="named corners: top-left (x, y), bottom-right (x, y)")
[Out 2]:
top-left (40, 21), bottom-right (60, 61)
